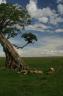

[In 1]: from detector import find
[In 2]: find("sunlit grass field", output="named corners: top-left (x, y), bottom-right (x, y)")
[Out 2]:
top-left (0, 57), bottom-right (63, 96)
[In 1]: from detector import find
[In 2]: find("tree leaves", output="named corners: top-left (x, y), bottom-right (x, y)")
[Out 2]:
top-left (0, 3), bottom-right (31, 36)
top-left (22, 32), bottom-right (37, 43)
top-left (0, 3), bottom-right (37, 47)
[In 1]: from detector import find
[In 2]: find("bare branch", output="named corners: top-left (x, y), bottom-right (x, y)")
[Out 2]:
top-left (13, 44), bottom-right (22, 49)
top-left (13, 42), bottom-right (29, 49)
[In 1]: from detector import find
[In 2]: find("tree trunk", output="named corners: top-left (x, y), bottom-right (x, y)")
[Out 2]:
top-left (0, 33), bottom-right (27, 71)
top-left (3, 47), bottom-right (14, 69)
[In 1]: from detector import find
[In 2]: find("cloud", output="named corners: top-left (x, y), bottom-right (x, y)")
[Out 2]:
top-left (57, 0), bottom-right (63, 3)
top-left (26, 0), bottom-right (54, 18)
top-left (38, 17), bottom-right (48, 23)
top-left (25, 23), bottom-right (51, 32)
top-left (57, 0), bottom-right (61, 2)
top-left (0, 0), bottom-right (6, 4)
top-left (57, 0), bottom-right (63, 15)
top-left (26, 0), bottom-right (63, 25)
top-left (57, 4), bottom-right (63, 15)
top-left (55, 29), bottom-right (63, 32)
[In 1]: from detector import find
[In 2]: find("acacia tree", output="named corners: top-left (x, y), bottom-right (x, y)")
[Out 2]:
top-left (0, 3), bottom-right (37, 71)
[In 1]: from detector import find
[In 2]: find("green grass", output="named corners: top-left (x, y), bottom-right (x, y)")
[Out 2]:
top-left (0, 57), bottom-right (63, 96)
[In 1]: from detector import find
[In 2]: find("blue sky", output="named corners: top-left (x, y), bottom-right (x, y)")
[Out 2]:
top-left (0, 0), bottom-right (63, 57)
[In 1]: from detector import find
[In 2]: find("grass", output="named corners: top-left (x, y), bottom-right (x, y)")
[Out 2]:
top-left (0, 57), bottom-right (63, 96)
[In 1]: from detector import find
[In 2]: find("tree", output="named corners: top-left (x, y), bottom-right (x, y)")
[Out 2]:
top-left (14, 32), bottom-right (37, 49)
top-left (0, 3), bottom-right (37, 71)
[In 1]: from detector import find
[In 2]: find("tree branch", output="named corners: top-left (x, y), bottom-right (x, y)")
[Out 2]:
top-left (13, 42), bottom-right (29, 49)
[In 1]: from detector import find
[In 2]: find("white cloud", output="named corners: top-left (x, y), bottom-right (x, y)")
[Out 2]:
top-left (25, 23), bottom-right (50, 32)
top-left (57, 4), bottom-right (63, 15)
top-left (0, 0), bottom-right (6, 4)
top-left (49, 14), bottom-right (63, 25)
top-left (26, 0), bottom-right (63, 25)
top-left (38, 17), bottom-right (48, 23)
top-left (57, 0), bottom-right (61, 3)
top-left (26, 0), bottom-right (54, 18)
top-left (57, 0), bottom-right (63, 3)
top-left (55, 29), bottom-right (63, 32)
top-left (26, 0), bottom-right (37, 17)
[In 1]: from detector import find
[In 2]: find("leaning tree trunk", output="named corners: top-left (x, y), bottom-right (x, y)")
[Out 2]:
top-left (0, 33), bottom-right (27, 71)
top-left (2, 46), bottom-right (14, 69)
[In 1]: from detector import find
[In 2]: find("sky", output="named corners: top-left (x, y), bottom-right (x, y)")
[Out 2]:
top-left (0, 0), bottom-right (63, 57)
